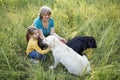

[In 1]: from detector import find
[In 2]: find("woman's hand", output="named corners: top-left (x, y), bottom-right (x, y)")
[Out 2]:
top-left (60, 38), bottom-right (68, 44)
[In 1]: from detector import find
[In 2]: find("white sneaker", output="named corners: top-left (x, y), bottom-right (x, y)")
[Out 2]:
top-left (49, 66), bottom-right (54, 69)
top-left (31, 59), bottom-right (39, 64)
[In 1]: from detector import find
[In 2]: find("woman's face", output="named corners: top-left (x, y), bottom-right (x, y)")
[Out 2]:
top-left (42, 13), bottom-right (50, 21)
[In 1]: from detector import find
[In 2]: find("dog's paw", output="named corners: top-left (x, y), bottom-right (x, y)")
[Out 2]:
top-left (49, 66), bottom-right (54, 69)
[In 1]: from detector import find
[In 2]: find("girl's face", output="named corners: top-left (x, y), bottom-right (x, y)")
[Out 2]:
top-left (32, 30), bottom-right (39, 39)
top-left (42, 13), bottom-right (50, 21)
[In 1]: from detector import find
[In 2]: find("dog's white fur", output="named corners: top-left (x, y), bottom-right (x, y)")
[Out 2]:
top-left (43, 35), bottom-right (91, 76)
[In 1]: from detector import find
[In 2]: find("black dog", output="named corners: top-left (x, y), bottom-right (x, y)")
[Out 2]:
top-left (66, 36), bottom-right (97, 55)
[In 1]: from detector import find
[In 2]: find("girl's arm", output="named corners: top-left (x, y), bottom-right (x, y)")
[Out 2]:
top-left (33, 43), bottom-right (50, 54)
top-left (26, 39), bottom-right (50, 55)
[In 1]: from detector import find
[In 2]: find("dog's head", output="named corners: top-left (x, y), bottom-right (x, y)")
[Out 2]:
top-left (42, 35), bottom-right (58, 47)
top-left (86, 37), bottom-right (97, 48)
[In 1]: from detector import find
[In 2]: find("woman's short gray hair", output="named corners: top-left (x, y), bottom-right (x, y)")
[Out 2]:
top-left (39, 6), bottom-right (52, 19)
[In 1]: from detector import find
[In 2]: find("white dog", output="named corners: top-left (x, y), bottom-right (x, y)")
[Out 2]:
top-left (43, 35), bottom-right (91, 76)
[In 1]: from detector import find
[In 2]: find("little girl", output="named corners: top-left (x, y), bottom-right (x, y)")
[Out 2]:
top-left (26, 26), bottom-right (51, 63)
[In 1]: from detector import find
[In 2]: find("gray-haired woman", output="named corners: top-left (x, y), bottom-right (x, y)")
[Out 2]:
top-left (33, 6), bottom-right (67, 43)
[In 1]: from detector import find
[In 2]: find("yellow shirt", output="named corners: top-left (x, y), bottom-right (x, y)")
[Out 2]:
top-left (26, 38), bottom-right (49, 56)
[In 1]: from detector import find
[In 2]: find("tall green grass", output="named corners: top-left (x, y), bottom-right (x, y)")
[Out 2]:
top-left (0, 0), bottom-right (120, 80)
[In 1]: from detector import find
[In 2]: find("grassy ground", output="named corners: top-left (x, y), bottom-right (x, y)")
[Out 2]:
top-left (0, 0), bottom-right (120, 80)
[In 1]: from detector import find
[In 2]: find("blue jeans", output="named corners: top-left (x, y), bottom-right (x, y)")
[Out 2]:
top-left (28, 50), bottom-right (46, 60)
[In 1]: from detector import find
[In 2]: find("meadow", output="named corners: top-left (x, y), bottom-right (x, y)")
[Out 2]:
top-left (0, 0), bottom-right (120, 80)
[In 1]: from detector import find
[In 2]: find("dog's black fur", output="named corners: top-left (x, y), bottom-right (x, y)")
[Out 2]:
top-left (38, 37), bottom-right (48, 49)
top-left (66, 36), bottom-right (97, 55)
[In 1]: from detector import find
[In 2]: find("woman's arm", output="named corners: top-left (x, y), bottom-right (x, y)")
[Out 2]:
top-left (50, 28), bottom-right (67, 43)
top-left (50, 28), bottom-right (62, 39)
top-left (38, 29), bottom-right (45, 39)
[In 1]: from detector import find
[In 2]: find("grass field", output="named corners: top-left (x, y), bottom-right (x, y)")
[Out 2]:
top-left (0, 0), bottom-right (120, 80)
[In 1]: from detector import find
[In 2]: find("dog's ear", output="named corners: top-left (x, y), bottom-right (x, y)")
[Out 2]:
top-left (51, 36), bottom-right (58, 46)
top-left (46, 36), bottom-right (55, 47)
